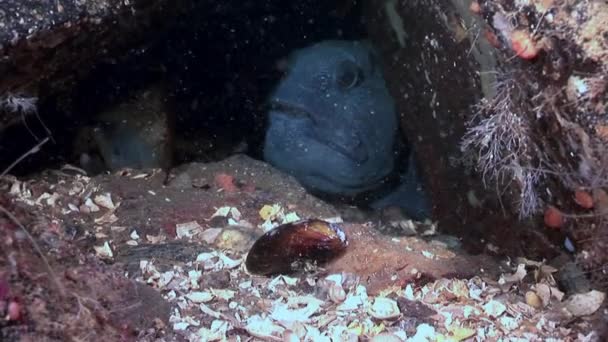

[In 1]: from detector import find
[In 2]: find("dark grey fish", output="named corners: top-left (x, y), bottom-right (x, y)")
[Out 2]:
top-left (263, 40), bottom-right (431, 220)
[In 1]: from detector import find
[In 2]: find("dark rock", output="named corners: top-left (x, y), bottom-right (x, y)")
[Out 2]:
top-left (0, 0), bottom-right (189, 129)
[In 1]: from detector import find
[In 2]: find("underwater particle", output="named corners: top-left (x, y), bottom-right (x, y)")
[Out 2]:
top-left (510, 30), bottom-right (539, 60)
top-left (543, 206), bottom-right (564, 229)
top-left (245, 219), bottom-right (348, 276)
top-left (574, 190), bottom-right (594, 209)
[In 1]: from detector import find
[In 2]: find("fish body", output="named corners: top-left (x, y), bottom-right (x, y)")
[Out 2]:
top-left (264, 40), bottom-right (431, 220)
top-left (76, 83), bottom-right (173, 174)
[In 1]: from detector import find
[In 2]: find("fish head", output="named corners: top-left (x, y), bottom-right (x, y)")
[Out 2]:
top-left (264, 40), bottom-right (399, 196)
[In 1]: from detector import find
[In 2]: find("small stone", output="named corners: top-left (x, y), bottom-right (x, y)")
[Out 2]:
top-left (536, 283), bottom-right (551, 306)
top-left (94, 193), bottom-right (115, 210)
top-left (565, 290), bottom-right (606, 317)
top-left (525, 291), bottom-right (542, 309)
top-left (328, 283), bottom-right (346, 303)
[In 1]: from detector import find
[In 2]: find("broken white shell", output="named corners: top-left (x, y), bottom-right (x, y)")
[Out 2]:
top-left (328, 283), bottom-right (346, 303)
top-left (368, 297), bottom-right (400, 320)
top-left (186, 291), bottom-right (214, 303)
top-left (94, 193), bottom-right (115, 210)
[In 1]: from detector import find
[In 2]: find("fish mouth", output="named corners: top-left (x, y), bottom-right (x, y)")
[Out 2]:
top-left (269, 99), bottom-right (315, 121)
top-left (269, 99), bottom-right (369, 164)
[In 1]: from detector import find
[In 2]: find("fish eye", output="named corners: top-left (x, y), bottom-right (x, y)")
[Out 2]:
top-left (335, 60), bottom-right (363, 90)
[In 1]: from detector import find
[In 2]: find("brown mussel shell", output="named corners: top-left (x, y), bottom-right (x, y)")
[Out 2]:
top-left (245, 219), bottom-right (348, 276)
